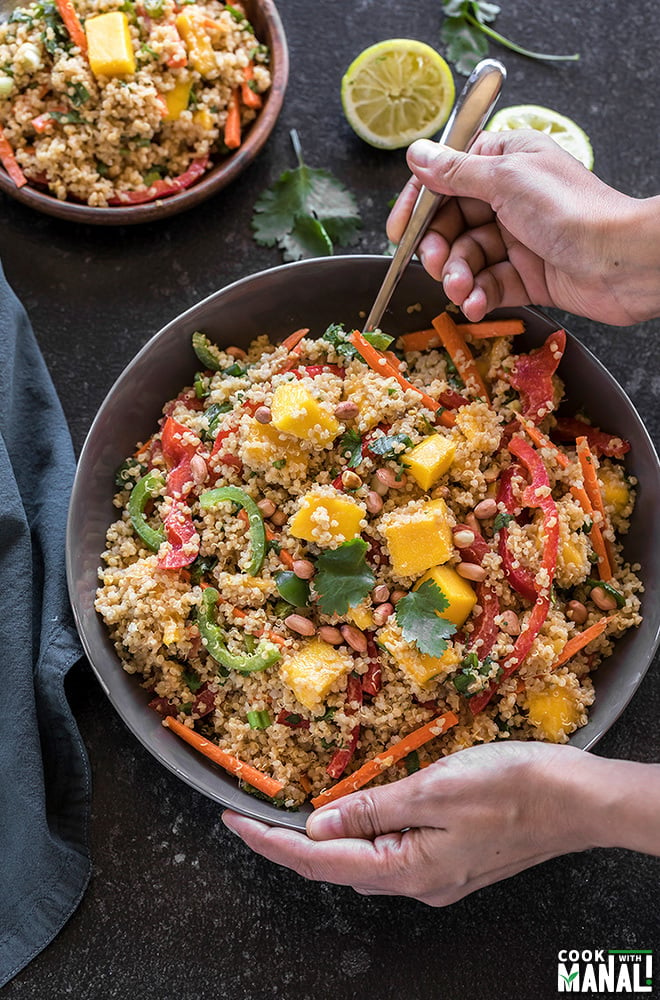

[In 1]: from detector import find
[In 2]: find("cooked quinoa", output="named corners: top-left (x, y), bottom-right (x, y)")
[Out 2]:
top-left (0, 0), bottom-right (270, 205)
top-left (95, 318), bottom-right (643, 809)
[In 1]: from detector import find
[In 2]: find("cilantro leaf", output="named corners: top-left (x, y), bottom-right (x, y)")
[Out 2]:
top-left (440, 0), bottom-right (579, 75)
top-left (340, 428), bottom-right (363, 469)
top-left (368, 433), bottom-right (413, 459)
top-left (493, 511), bottom-right (514, 533)
top-left (314, 539), bottom-right (375, 616)
top-left (252, 130), bottom-right (361, 262)
top-left (395, 579), bottom-right (456, 657)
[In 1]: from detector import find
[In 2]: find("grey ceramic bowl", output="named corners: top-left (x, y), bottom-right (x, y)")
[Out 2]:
top-left (67, 255), bottom-right (660, 831)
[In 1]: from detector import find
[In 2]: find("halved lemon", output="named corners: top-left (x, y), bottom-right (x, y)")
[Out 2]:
top-left (486, 104), bottom-right (594, 170)
top-left (341, 39), bottom-right (455, 150)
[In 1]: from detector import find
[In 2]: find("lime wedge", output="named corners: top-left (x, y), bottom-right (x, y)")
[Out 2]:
top-left (486, 104), bottom-right (594, 170)
top-left (341, 39), bottom-right (455, 150)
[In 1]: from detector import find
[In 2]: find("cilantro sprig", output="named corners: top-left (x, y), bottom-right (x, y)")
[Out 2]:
top-left (441, 0), bottom-right (579, 75)
top-left (395, 579), bottom-right (456, 658)
top-left (314, 539), bottom-right (375, 616)
top-left (252, 130), bottom-right (361, 262)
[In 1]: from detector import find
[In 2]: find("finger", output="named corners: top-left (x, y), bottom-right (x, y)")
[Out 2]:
top-left (222, 809), bottom-right (403, 888)
top-left (461, 261), bottom-right (531, 321)
top-left (307, 768), bottom-right (440, 842)
top-left (386, 176), bottom-right (422, 243)
top-left (406, 139), bottom-right (500, 202)
top-left (442, 223), bottom-right (509, 305)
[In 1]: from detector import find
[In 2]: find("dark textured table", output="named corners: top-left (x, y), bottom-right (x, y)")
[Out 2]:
top-left (2, 1), bottom-right (659, 997)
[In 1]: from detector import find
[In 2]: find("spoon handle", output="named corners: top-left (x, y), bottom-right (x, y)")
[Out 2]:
top-left (362, 58), bottom-right (506, 334)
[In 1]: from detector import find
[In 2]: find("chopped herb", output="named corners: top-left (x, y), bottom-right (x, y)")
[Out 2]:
top-left (179, 701), bottom-right (193, 714)
top-left (340, 428), bottom-right (363, 469)
top-left (193, 371), bottom-right (210, 399)
top-left (143, 0), bottom-right (165, 16)
top-left (317, 707), bottom-right (336, 722)
top-left (272, 458), bottom-right (286, 469)
top-left (248, 42), bottom-right (269, 61)
top-left (223, 361), bottom-right (247, 378)
top-left (8, 8), bottom-right (34, 22)
top-left (38, 2), bottom-right (73, 55)
top-left (314, 538), bottom-right (375, 616)
top-left (114, 457), bottom-right (148, 489)
top-left (452, 652), bottom-right (501, 695)
top-left (181, 670), bottom-right (202, 693)
top-left (201, 401), bottom-right (232, 439)
top-left (586, 579), bottom-right (625, 609)
top-left (135, 137), bottom-right (152, 147)
top-left (96, 160), bottom-right (110, 178)
top-left (404, 750), bottom-right (421, 775)
top-left (49, 109), bottom-right (87, 125)
top-left (189, 554), bottom-right (218, 586)
top-left (139, 43), bottom-right (158, 59)
top-left (67, 82), bottom-right (90, 107)
top-left (367, 433), bottom-right (413, 459)
top-left (187, 88), bottom-right (199, 110)
top-left (493, 511), bottom-right (514, 533)
top-left (579, 517), bottom-right (593, 534)
top-left (395, 578), bottom-right (456, 657)
top-left (119, 0), bottom-right (138, 23)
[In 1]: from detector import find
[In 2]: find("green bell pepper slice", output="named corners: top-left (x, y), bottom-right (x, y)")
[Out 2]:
top-left (128, 471), bottom-right (165, 552)
top-left (200, 485), bottom-right (266, 576)
top-left (198, 588), bottom-right (281, 674)
top-left (191, 330), bottom-right (223, 372)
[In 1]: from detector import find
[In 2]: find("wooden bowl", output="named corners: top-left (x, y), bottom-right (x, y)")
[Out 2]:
top-left (0, 0), bottom-right (288, 225)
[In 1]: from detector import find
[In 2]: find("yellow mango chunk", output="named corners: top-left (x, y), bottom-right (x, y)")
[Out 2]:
top-left (380, 624), bottom-right (459, 687)
top-left (270, 383), bottom-right (340, 445)
top-left (86, 12), bottom-right (136, 77)
top-left (280, 638), bottom-right (353, 710)
top-left (162, 620), bottom-right (184, 646)
top-left (347, 601), bottom-right (374, 630)
top-left (403, 433), bottom-right (456, 490)
top-left (162, 78), bottom-right (192, 121)
top-left (239, 418), bottom-right (307, 474)
top-left (598, 466), bottom-right (630, 516)
top-left (415, 565), bottom-right (477, 628)
top-left (193, 107), bottom-right (214, 130)
top-left (381, 498), bottom-right (453, 578)
top-left (527, 686), bottom-right (581, 741)
top-left (290, 491), bottom-right (364, 547)
top-left (175, 10), bottom-right (216, 77)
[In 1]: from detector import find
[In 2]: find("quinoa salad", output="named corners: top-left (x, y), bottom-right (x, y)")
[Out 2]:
top-left (0, 0), bottom-right (271, 205)
top-left (95, 314), bottom-right (643, 810)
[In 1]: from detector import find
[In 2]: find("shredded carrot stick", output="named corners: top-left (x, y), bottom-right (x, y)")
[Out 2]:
top-left (576, 435), bottom-right (615, 574)
top-left (163, 716), bottom-right (285, 797)
top-left (457, 319), bottom-right (525, 339)
top-left (224, 88), bottom-right (241, 150)
top-left (311, 711), bottom-right (458, 808)
top-left (241, 62), bottom-right (262, 109)
top-left (279, 549), bottom-right (295, 570)
top-left (515, 414), bottom-right (570, 469)
top-left (0, 126), bottom-right (27, 189)
top-left (348, 330), bottom-right (455, 428)
top-left (398, 328), bottom-right (440, 352)
top-left (553, 616), bottom-right (614, 669)
top-left (133, 434), bottom-right (154, 460)
top-left (569, 483), bottom-right (613, 581)
top-left (299, 773), bottom-right (312, 795)
top-left (280, 327), bottom-right (309, 352)
top-left (55, 0), bottom-right (87, 53)
top-left (431, 311), bottom-right (490, 402)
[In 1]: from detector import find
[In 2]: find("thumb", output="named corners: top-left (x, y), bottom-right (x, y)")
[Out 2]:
top-left (306, 772), bottom-right (432, 842)
top-left (407, 138), bottom-right (497, 202)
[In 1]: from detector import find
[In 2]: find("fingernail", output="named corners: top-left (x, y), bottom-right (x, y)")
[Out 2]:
top-left (307, 807), bottom-right (343, 840)
top-left (408, 138), bottom-right (437, 169)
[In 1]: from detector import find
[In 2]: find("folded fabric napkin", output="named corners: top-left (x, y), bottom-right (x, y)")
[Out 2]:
top-left (0, 263), bottom-right (90, 987)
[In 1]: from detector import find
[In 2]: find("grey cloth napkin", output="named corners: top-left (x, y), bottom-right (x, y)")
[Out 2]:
top-left (0, 264), bottom-right (91, 987)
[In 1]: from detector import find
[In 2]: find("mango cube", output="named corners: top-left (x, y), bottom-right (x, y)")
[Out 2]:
top-left (527, 686), bottom-right (581, 741)
top-left (598, 467), bottom-right (630, 516)
top-left (403, 434), bottom-right (456, 490)
top-left (162, 78), bottom-right (192, 121)
top-left (347, 600), bottom-right (375, 630)
top-left (415, 565), bottom-right (477, 628)
top-left (380, 624), bottom-right (459, 687)
top-left (239, 418), bottom-right (307, 474)
top-left (175, 10), bottom-right (216, 77)
top-left (86, 12), bottom-right (136, 77)
top-left (290, 491), bottom-right (363, 547)
top-left (381, 498), bottom-right (453, 578)
top-left (193, 107), bottom-right (214, 130)
top-left (280, 638), bottom-right (353, 710)
top-left (270, 383), bottom-right (339, 445)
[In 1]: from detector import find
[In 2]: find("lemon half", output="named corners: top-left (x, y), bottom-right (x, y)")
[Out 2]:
top-left (486, 104), bottom-right (594, 170)
top-left (341, 39), bottom-right (455, 150)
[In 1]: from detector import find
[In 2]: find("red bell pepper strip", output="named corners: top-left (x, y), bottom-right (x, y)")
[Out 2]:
top-left (470, 437), bottom-right (559, 714)
top-left (438, 388), bottom-right (470, 410)
top-left (192, 684), bottom-right (216, 717)
top-left (553, 416), bottom-right (630, 459)
top-left (161, 416), bottom-right (199, 498)
top-left (107, 157), bottom-right (208, 206)
top-left (508, 329), bottom-right (566, 424)
top-left (158, 500), bottom-right (200, 568)
top-left (148, 695), bottom-right (178, 717)
top-left (361, 637), bottom-right (382, 696)
top-left (496, 465), bottom-right (538, 603)
top-left (0, 126), bottom-right (27, 188)
top-left (454, 524), bottom-right (500, 658)
top-left (326, 673), bottom-right (362, 779)
top-left (276, 710), bottom-right (311, 730)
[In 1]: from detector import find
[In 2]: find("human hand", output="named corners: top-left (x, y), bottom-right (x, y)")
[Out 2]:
top-left (222, 741), bottom-right (603, 906)
top-left (387, 130), bottom-right (660, 326)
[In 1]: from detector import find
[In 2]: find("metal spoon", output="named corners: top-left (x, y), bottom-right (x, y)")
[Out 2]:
top-left (362, 57), bottom-right (506, 334)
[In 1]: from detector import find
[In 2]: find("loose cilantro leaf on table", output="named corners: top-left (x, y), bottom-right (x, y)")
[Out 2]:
top-left (441, 0), bottom-right (579, 75)
top-left (395, 579), bottom-right (456, 657)
top-left (252, 129), bottom-right (361, 262)
top-left (314, 539), bottom-right (375, 616)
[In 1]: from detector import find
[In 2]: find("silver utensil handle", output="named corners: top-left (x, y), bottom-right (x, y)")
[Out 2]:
top-left (363, 58), bottom-right (506, 333)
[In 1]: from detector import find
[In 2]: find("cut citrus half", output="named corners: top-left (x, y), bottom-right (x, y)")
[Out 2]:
top-left (486, 104), bottom-right (594, 170)
top-left (341, 39), bottom-right (455, 150)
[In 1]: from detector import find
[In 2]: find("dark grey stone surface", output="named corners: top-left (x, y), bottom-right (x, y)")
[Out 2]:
top-left (1, 1), bottom-right (658, 997)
